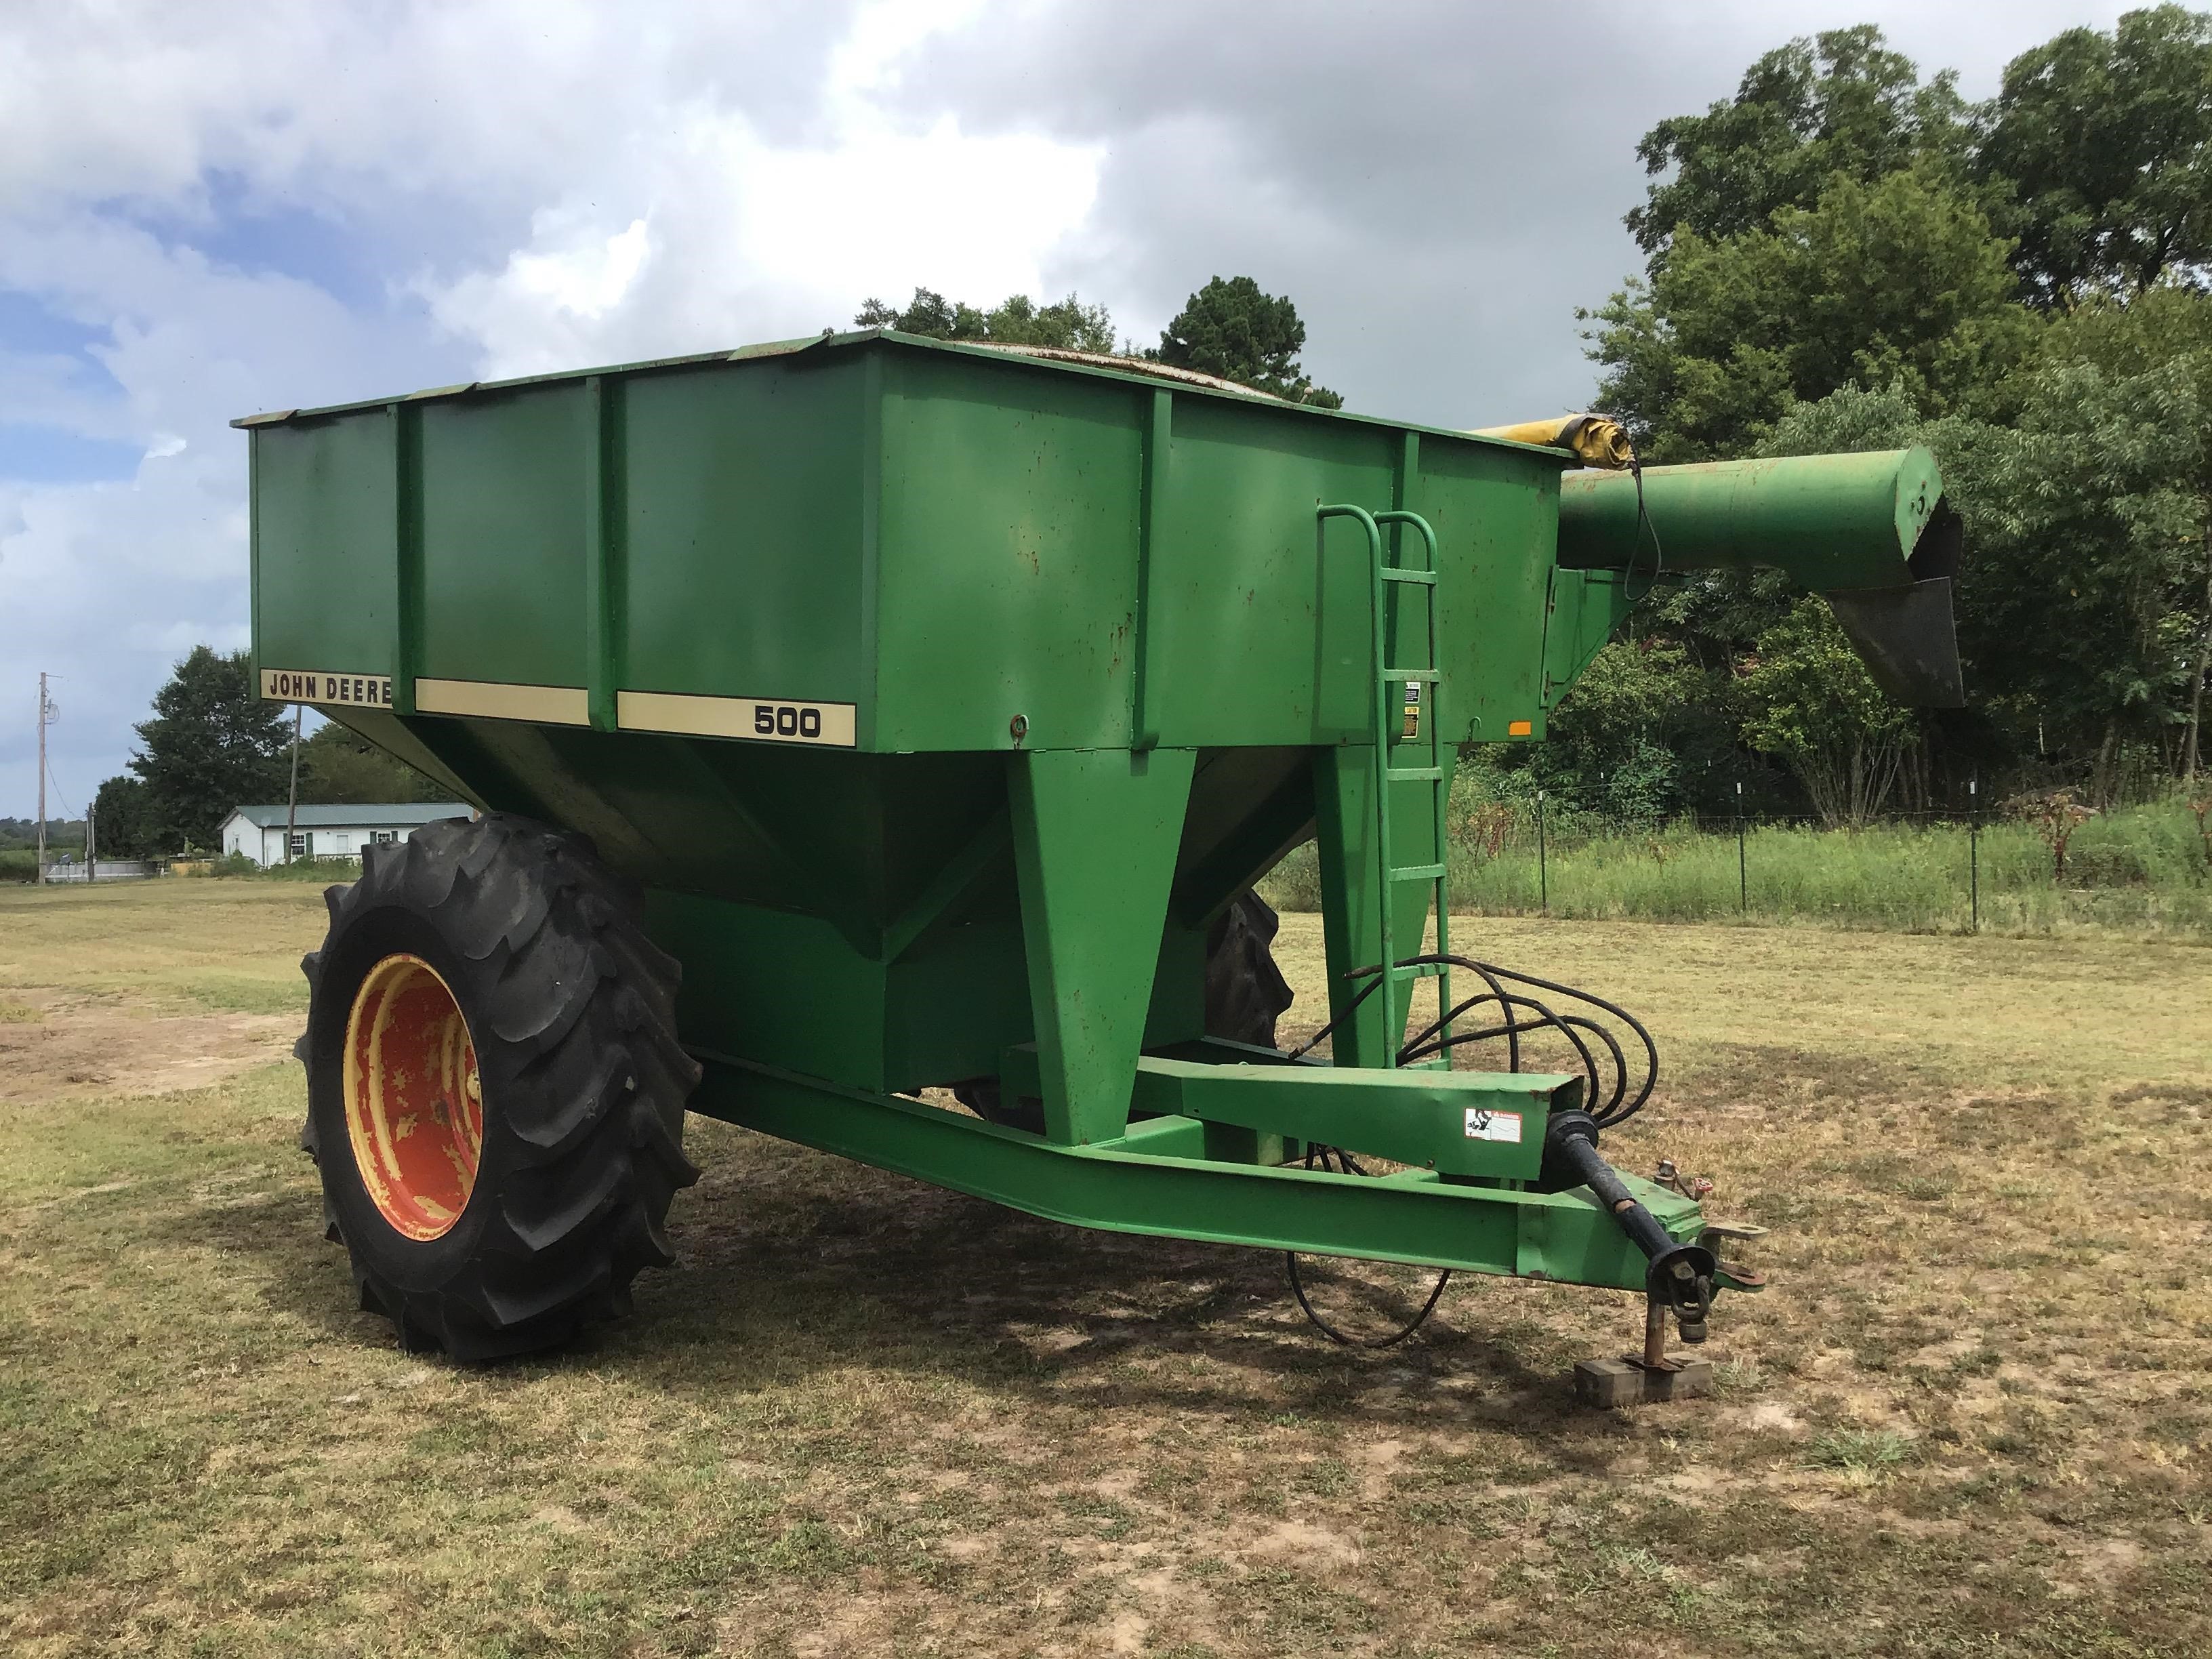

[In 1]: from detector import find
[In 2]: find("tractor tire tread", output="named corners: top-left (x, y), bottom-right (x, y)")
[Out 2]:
top-left (297, 811), bottom-right (699, 1361)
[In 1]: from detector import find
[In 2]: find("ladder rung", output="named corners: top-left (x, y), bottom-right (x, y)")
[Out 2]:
top-left (1389, 962), bottom-right (1448, 980)
top-left (1389, 863), bottom-right (1446, 881)
top-left (1386, 668), bottom-right (1442, 682)
top-left (1385, 766), bottom-right (1443, 782)
top-left (1378, 568), bottom-right (1437, 586)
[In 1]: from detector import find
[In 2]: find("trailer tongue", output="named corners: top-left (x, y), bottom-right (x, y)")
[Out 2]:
top-left (242, 329), bottom-right (1952, 1381)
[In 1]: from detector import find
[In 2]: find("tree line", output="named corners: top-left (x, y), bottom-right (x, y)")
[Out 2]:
top-left (856, 274), bottom-right (1343, 407)
top-left (1536, 7), bottom-right (2212, 823)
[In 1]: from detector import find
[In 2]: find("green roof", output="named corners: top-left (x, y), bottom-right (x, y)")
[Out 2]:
top-left (225, 804), bottom-right (468, 830)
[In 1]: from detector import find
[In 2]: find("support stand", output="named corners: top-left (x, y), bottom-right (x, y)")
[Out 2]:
top-left (1573, 1298), bottom-right (1715, 1408)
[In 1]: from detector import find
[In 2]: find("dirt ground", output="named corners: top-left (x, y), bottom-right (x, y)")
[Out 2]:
top-left (0, 879), bottom-right (315, 1099)
top-left (0, 989), bottom-right (295, 1101)
top-left (1, 879), bottom-right (2209, 1657)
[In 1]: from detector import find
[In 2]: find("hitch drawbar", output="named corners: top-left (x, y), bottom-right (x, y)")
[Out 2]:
top-left (1544, 1111), bottom-right (1717, 1339)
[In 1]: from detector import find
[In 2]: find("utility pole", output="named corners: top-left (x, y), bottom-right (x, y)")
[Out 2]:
top-left (86, 802), bottom-right (96, 884)
top-left (36, 673), bottom-right (51, 885)
top-left (285, 705), bottom-right (302, 864)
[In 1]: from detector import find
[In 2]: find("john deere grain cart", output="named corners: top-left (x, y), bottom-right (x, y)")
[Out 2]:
top-left (239, 330), bottom-right (1959, 1380)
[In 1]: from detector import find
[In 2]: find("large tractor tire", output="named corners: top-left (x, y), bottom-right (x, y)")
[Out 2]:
top-left (958, 888), bottom-right (1296, 1132)
top-left (295, 814), bottom-right (700, 1360)
top-left (1202, 888), bottom-right (1296, 1050)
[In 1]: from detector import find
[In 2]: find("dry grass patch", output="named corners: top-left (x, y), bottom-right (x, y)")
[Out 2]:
top-left (0, 879), bottom-right (329, 1014)
top-left (1, 886), bottom-right (2207, 1656)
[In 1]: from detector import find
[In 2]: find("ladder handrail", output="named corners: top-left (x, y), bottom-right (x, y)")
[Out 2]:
top-left (1316, 504), bottom-right (1452, 1070)
top-left (1375, 510), bottom-right (1452, 1067)
top-left (1374, 510), bottom-right (1439, 569)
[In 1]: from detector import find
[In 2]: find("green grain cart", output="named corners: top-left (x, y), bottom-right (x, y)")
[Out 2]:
top-left (239, 330), bottom-right (1960, 1374)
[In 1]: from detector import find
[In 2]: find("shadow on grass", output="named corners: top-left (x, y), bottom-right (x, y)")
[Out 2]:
top-left (172, 1115), bottom-right (1606, 1433)
top-left (640, 1160), bottom-right (1602, 1433)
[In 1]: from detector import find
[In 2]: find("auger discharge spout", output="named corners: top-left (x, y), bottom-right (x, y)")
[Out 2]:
top-left (1556, 447), bottom-right (1965, 708)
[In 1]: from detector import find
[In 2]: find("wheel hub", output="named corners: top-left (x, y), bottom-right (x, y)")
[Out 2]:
top-left (342, 953), bottom-right (483, 1241)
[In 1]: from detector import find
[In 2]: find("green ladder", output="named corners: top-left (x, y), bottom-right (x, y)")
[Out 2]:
top-left (1317, 504), bottom-right (1454, 1071)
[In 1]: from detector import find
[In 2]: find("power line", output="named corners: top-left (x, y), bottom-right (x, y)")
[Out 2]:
top-left (43, 755), bottom-right (78, 823)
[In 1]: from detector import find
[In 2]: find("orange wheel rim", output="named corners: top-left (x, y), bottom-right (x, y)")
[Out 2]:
top-left (342, 953), bottom-right (483, 1242)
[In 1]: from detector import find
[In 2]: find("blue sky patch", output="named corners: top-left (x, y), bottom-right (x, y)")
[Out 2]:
top-left (0, 291), bottom-right (115, 364)
top-left (0, 424), bottom-right (143, 484)
top-left (125, 171), bottom-right (387, 309)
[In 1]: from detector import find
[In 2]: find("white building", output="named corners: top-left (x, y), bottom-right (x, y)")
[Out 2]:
top-left (218, 803), bottom-right (470, 867)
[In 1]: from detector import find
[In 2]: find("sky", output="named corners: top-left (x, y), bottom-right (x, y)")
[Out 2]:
top-left (0, 0), bottom-right (2139, 821)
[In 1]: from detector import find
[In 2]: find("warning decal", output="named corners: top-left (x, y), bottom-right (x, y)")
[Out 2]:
top-left (261, 669), bottom-right (393, 708)
top-left (1464, 1107), bottom-right (1523, 1144)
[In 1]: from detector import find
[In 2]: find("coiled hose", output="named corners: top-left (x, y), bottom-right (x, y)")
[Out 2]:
top-left (1282, 952), bottom-right (1660, 1345)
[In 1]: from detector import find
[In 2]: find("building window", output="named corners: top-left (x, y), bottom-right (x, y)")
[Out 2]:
top-left (289, 833), bottom-right (307, 857)
top-left (371, 830), bottom-right (398, 845)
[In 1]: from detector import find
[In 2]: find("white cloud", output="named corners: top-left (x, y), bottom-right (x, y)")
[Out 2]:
top-left (0, 218), bottom-right (445, 815)
top-left (512, 218), bottom-right (653, 323)
top-left (415, 7), bottom-right (1102, 380)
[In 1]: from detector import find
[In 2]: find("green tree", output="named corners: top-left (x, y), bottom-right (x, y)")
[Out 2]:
top-left (298, 721), bottom-right (446, 805)
top-left (88, 775), bottom-right (158, 860)
top-left (1586, 12), bottom-right (2212, 804)
top-left (1763, 364), bottom-right (2211, 801)
top-left (1151, 276), bottom-right (1343, 407)
top-left (854, 288), bottom-right (1117, 353)
top-left (1978, 358), bottom-right (2208, 796)
top-left (1588, 164), bottom-right (2035, 459)
top-left (127, 647), bottom-right (291, 853)
top-left (1628, 25), bottom-right (1970, 256)
top-left (1481, 636), bottom-right (1751, 818)
top-left (2041, 287), bottom-right (2212, 779)
top-left (1740, 598), bottom-right (1921, 823)
top-left (1975, 5), bottom-right (2212, 306)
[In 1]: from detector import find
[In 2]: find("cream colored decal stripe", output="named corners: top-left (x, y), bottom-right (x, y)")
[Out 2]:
top-left (261, 669), bottom-right (394, 708)
top-left (415, 678), bottom-right (590, 726)
top-left (617, 689), bottom-right (858, 747)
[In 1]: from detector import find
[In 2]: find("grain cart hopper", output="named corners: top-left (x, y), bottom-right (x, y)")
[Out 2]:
top-left (238, 329), bottom-right (1959, 1370)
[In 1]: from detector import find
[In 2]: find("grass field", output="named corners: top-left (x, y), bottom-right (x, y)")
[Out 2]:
top-left (1263, 799), bottom-right (2212, 939)
top-left (3, 880), bottom-right (2209, 1657)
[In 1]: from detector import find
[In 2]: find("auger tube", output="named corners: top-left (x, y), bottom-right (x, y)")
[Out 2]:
top-left (1556, 447), bottom-right (1965, 705)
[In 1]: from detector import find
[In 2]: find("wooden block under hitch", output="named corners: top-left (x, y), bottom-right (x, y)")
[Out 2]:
top-left (1574, 1355), bottom-right (1715, 1408)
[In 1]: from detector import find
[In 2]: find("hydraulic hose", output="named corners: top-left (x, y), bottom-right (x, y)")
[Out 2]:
top-left (1290, 952), bottom-right (1658, 1130)
top-left (1279, 950), bottom-right (1679, 1344)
